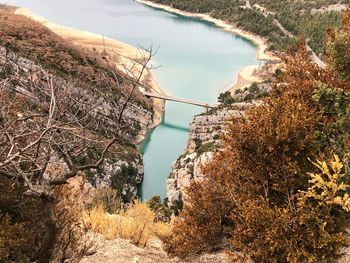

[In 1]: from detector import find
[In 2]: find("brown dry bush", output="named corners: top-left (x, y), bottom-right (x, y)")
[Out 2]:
top-left (0, 176), bottom-right (49, 262)
top-left (84, 200), bottom-right (171, 248)
top-left (50, 180), bottom-right (94, 263)
top-left (0, 175), bottom-right (93, 263)
top-left (0, 214), bottom-right (28, 262)
top-left (161, 179), bottom-right (233, 256)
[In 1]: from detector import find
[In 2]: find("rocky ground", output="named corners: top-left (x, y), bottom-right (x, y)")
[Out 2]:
top-left (80, 236), bottom-right (235, 263)
top-left (341, 251), bottom-right (350, 263)
top-left (80, 236), bottom-right (350, 263)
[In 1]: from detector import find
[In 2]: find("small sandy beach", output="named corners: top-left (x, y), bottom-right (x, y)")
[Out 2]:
top-left (230, 65), bottom-right (263, 93)
top-left (15, 7), bottom-right (165, 127)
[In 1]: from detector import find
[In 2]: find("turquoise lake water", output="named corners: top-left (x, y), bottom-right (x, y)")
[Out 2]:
top-left (8, 0), bottom-right (258, 200)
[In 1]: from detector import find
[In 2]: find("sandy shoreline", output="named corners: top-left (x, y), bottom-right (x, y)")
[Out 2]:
top-left (15, 7), bottom-right (165, 128)
top-left (230, 65), bottom-right (263, 92)
top-left (135, 0), bottom-right (279, 94)
top-left (136, 0), bottom-right (277, 62)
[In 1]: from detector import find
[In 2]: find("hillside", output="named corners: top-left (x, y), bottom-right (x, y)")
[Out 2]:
top-left (0, 5), bottom-right (163, 262)
top-left (0, 5), bottom-right (164, 201)
top-left (148, 0), bottom-right (347, 55)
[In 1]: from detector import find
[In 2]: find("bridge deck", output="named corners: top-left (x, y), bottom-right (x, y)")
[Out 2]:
top-left (142, 91), bottom-right (217, 108)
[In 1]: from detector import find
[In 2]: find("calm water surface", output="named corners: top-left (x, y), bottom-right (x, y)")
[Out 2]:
top-left (8, 0), bottom-right (258, 200)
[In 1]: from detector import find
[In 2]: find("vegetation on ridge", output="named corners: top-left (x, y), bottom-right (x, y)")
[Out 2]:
top-left (150, 0), bottom-right (348, 54)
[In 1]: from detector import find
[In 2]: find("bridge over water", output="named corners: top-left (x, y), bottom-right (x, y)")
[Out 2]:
top-left (142, 91), bottom-right (218, 111)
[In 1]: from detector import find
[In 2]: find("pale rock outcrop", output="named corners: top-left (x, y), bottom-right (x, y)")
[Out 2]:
top-left (166, 78), bottom-right (273, 206)
top-left (167, 108), bottom-right (242, 207)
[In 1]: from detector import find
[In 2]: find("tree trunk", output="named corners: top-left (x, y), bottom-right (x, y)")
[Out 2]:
top-left (38, 198), bottom-right (57, 263)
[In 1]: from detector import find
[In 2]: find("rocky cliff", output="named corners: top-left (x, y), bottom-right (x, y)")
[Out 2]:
top-left (167, 81), bottom-right (270, 207)
top-left (0, 42), bottom-right (155, 202)
top-left (167, 107), bottom-right (242, 207)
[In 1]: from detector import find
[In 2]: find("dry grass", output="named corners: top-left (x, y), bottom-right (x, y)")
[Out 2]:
top-left (83, 201), bottom-right (171, 248)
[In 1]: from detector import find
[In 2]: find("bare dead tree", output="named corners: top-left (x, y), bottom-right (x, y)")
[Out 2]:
top-left (0, 45), bottom-right (155, 262)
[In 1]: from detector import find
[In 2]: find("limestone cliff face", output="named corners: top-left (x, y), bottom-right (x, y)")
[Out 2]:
top-left (167, 108), bottom-right (243, 207)
top-left (167, 81), bottom-right (270, 206)
top-left (0, 47), bottom-right (156, 201)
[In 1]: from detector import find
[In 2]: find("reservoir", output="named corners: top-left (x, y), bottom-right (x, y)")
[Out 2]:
top-left (8, 0), bottom-right (258, 200)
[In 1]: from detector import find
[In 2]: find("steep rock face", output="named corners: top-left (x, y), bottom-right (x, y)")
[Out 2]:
top-left (167, 81), bottom-right (270, 206)
top-left (167, 108), bottom-right (243, 207)
top-left (0, 47), bottom-right (155, 201)
top-left (0, 48), bottom-right (156, 142)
